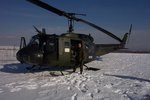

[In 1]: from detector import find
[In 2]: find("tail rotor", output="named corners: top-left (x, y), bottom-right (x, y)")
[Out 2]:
top-left (127, 24), bottom-right (132, 43)
top-left (121, 24), bottom-right (132, 48)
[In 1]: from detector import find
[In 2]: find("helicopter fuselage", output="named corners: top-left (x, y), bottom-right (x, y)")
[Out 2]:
top-left (16, 32), bottom-right (96, 67)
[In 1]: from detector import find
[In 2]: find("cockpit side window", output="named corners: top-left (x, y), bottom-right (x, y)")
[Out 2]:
top-left (44, 37), bottom-right (56, 53)
top-left (29, 35), bottom-right (47, 51)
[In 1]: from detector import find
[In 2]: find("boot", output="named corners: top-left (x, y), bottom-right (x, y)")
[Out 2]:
top-left (73, 66), bottom-right (76, 72)
top-left (80, 65), bottom-right (83, 74)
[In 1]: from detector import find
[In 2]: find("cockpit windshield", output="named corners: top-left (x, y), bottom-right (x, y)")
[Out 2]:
top-left (29, 36), bottom-right (40, 46)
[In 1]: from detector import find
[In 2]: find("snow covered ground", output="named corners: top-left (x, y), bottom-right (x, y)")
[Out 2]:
top-left (0, 47), bottom-right (150, 100)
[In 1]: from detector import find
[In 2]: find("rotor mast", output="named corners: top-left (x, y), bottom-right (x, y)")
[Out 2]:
top-left (67, 13), bottom-right (86, 33)
top-left (68, 18), bottom-right (74, 33)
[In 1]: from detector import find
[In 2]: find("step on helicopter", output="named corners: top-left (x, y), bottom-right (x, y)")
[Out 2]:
top-left (16, 0), bottom-right (132, 74)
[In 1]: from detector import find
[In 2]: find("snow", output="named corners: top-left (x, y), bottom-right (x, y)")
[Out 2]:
top-left (0, 46), bottom-right (150, 100)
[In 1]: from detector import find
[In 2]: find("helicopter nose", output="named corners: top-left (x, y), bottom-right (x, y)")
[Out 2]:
top-left (16, 49), bottom-right (26, 63)
top-left (16, 47), bottom-right (43, 65)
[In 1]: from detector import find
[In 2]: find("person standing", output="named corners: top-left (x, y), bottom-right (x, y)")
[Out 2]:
top-left (73, 43), bottom-right (85, 74)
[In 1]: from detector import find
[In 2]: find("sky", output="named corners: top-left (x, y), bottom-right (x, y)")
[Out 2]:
top-left (0, 0), bottom-right (150, 51)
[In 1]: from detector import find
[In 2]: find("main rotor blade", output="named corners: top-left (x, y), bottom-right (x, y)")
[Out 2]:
top-left (26, 0), bottom-right (71, 19)
top-left (129, 24), bottom-right (132, 35)
top-left (27, 0), bottom-right (123, 43)
top-left (77, 18), bottom-right (123, 43)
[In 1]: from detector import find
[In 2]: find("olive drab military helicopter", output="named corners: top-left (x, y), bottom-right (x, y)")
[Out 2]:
top-left (16, 0), bottom-right (132, 72)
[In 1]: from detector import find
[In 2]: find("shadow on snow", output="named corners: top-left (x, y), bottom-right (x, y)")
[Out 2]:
top-left (0, 57), bottom-right (102, 74)
top-left (104, 73), bottom-right (150, 83)
top-left (0, 63), bottom-right (74, 75)
top-left (0, 62), bottom-right (100, 76)
top-left (0, 63), bottom-right (27, 73)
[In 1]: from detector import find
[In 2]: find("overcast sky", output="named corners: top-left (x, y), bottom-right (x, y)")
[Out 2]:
top-left (0, 0), bottom-right (150, 51)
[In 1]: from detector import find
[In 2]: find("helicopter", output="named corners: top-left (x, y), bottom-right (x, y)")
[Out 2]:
top-left (16, 0), bottom-right (132, 73)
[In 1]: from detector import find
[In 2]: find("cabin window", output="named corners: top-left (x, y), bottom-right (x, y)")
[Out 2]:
top-left (45, 39), bottom-right (56, 53)
top-left (64, 42), bottom-right (70, 53)
top-left (64, 42), bottom-right (70, 47)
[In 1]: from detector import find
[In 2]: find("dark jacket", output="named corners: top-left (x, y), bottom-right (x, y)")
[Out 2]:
top-left (75, 47), bottom-right (84, 63)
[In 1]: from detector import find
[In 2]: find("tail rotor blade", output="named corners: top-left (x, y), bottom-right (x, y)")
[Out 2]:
top-left (127, 24), bottom-right (132, 43)
top-left (129, 24), bottom-right (132, 35)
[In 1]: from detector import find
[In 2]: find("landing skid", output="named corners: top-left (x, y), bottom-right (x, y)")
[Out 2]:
top-left (83, 64), bottom-right (100, 71)
top-left (25, 64), bottom-right (100, 76)
top-left (26, 65), bottom-right (64, 75)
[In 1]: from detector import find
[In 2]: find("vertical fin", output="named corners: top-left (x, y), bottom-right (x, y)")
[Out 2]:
top-left (121, 24), bottom-right (132, 47)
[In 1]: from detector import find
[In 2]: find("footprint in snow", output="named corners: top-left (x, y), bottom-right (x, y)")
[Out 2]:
top-left (38, 89), bottom-right (50, 96)
top-left (94, 88), bottom-right (101, 93)
top-left (71, 93), bottom-right (77, 100)
top-left (80, 84), bottom-right (88, 93)
top-left (0, 89), bottom-right (3, 93)
top-left (104, 83), bottom-right (113, 89)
